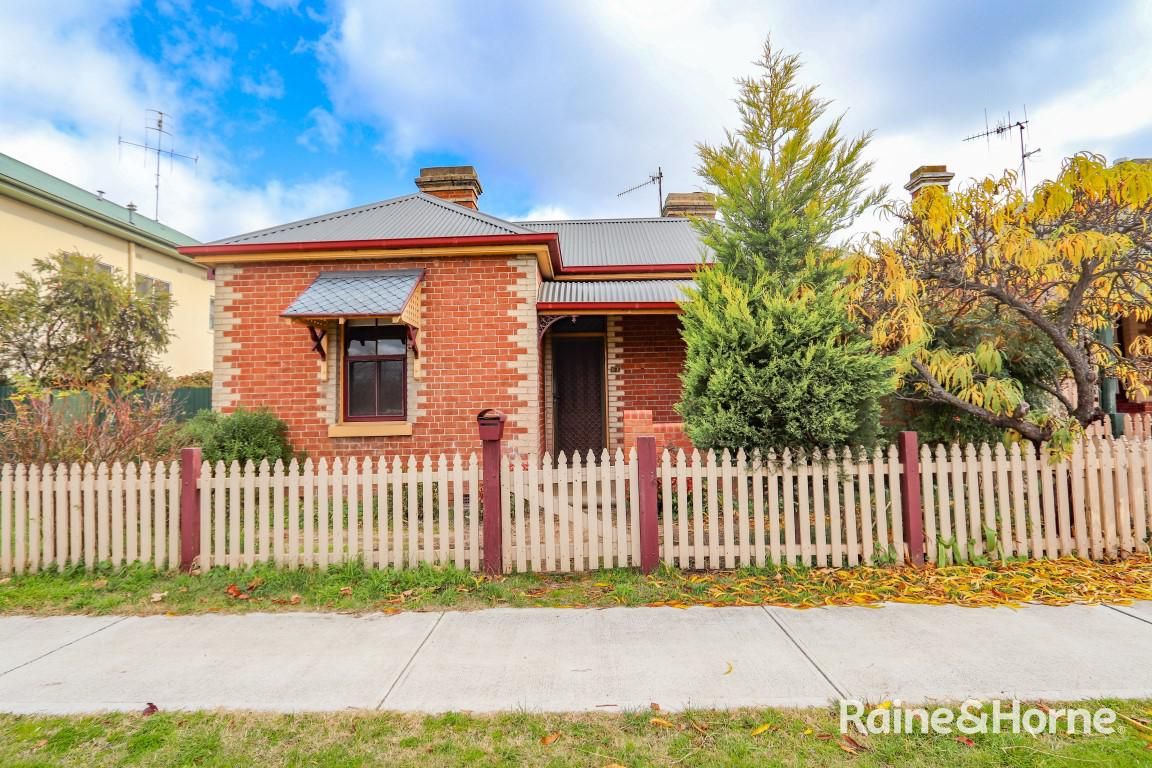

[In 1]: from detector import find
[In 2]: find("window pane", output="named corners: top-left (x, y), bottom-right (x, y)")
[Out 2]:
top-left (347, 361), bottom-right (376, 416)
top-left (378, 360), bottom-right (404, 415)
top-left (347, 338), bottom-right (376, 356)
top-left (376, 336), bottom-right (406, 355)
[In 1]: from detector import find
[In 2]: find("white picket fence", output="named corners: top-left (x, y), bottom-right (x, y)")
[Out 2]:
top-left (921, 439), bottom-right (1152, 564)
top-left (198, 455), bottom-right (482, 571)
top-left (0, 462), bottom-right (181, 574)
top-left (502, 449), bottom-right (640, 572)
top-left (1, 439), bottom-right (1150, 575)
top-left (1086, 412), bottom-right (1152, 440)
top-left (501, 447), bottom-right (905, 572)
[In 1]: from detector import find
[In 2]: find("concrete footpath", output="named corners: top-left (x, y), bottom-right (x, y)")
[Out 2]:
top-left (1, 602), bottom-right (1151, 714)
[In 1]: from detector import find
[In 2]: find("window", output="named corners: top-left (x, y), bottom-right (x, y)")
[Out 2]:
top-left (95, 261), bottom-right (115, 275)
top-left (135, 274), bottom-right (171, 299)
top-left (344, 325), bottom-right (407, 421)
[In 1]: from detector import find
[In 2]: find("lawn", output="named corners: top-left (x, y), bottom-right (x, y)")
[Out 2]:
top-left (0, 555), bottom-right (1150, 615)
top-left (1, 703), bottom-right (1150, 767)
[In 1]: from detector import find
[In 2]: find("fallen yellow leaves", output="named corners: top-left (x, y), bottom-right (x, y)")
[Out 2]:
top-left (643, 555), bottom-right (1152, 609)
top-left (539, 732), bottom-right (561, 745)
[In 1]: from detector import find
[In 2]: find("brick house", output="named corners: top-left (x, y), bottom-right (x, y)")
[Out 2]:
top-left (180, 167), bottom-right (711, 458)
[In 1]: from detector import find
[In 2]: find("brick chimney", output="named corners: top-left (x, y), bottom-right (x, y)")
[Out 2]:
top-left (415, 166), bottom-right (482, 209)
top-left (904, 165), bottom-right (955, 199)
top-left (661, 192), bottom-right (717, 219)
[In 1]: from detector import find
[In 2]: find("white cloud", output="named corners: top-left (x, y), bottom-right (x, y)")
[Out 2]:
top-left (317, 0), bottom-right (1152, 225)
top-left (239, 68), bottom-right (286, 100)
top-left (513, 205), bottom-right (572, 222)
top-left (297, 106), bottom-right (343, 152)
top-left (0, 1), bottom-right (351, 242)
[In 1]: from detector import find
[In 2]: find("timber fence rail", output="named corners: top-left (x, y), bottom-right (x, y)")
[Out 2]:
top-left (0, 435), bottom-right (1149, 575)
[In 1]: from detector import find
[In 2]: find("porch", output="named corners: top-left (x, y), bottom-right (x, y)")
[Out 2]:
top-left (538, 312), bottom-right (691, 457)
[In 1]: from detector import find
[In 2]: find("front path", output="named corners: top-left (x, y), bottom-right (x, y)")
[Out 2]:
top-left (1, 602), bottom-right (1150, 714)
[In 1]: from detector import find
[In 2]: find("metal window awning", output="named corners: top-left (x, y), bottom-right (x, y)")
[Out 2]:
top-left (281, 269), bottom-right (424, 326)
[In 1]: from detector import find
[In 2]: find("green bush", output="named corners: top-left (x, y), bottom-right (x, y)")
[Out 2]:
top-left (182, 408), bottom-right (293, 465)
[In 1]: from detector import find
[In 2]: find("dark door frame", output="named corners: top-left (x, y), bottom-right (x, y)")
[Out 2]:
top-left (551, 332), bottom-right (608, 456)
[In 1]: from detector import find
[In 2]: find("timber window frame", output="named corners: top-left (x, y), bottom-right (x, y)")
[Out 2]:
top-left (342, 323), bottom-right (408, 422)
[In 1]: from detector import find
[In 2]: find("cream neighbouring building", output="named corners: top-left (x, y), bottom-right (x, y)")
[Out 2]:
top-left (0, 152), bottom-right (214, 375)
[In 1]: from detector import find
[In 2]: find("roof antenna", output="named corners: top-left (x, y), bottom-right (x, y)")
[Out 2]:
top-left (118, 109), bottom-right (198, 222)
top-left (617, 167), bottom-right (664, 214)
top-left (963, 106), bottom-right (1040, 196)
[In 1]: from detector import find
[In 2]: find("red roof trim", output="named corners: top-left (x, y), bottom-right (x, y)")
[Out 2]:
top-left (537, 301), bottom-right (682, 312)
top-left (180, 232), bottom-right (558, 256)
top-left (557, 263), bottom-right (702, 275)
top-left (178, 232), bottom-right (705, 277)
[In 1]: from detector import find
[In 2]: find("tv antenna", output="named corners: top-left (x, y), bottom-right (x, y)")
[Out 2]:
top-left (963, 107), bottom-right (1040, 195)
top-left (118, 109), bottom-right (198, 221)
top-left (617, 167), bottom-right (664, 214)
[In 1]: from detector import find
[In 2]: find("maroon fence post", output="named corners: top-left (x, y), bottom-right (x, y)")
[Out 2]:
top-left (897, 431), bottom-right (925, 565)
top-left (179, 446), bottom-right (202, 572)
top-left (637, 436), bottom-right (660, 574)
top-left (477, 410), bottom-right (507, 576)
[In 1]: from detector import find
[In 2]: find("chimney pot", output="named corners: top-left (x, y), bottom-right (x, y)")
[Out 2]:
top-left (661, 192), bottom-right (717, 219)
top-left (905, 165), bottom-right (955, 198)
top-left (415, 166), bottom-right (483, 209)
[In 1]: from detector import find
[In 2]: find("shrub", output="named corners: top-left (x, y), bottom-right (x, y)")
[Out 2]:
top-left (0, 381), bottom-right (183, 465)
top-left (172, 370), bottom-right (212, 387)
top-left (183, 408), bottom-right (293, 465)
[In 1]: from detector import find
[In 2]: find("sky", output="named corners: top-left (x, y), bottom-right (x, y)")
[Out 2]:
top-left (1, 0), bottom-right (1150, 243)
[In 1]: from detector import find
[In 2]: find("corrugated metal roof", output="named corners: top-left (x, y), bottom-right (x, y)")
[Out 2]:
top-left (538, 279), bottom-right (694, 305)
top-left (282, 269), bottom-right (424, 317)
top-left (0, 152), bottom-right (199, 247)
top-left (517, 218), bottom-right (710, 268)
top-left (211, 193), bottom-right (535, 245)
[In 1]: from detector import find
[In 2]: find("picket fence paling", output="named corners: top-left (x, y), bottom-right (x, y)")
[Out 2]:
top-left (197, 454), bottom-right (482, 572)
top-left (919, 437), bottom-right (1152, 563)
top-left (0, 460), bottom-right (181, 574)
top-left (2, 435), bottom-right (1152, 575)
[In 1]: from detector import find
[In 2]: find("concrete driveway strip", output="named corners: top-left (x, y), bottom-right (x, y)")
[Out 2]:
top-left (0, 612), bottom-right (439, 714)
top-left (383, 606), bottom-right (839, 712)
top-left (767, 603), bottom-right (1152, 703)
top-left (0, 616), bottom-right (125, 676)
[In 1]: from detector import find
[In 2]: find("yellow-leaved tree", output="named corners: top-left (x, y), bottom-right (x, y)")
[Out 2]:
top-left (852, 154), bottom-right (1152, 452)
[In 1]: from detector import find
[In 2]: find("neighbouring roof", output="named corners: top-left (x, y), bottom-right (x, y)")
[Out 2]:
top-left (210, 193), bottom-right (536, 246)
top-left (282, 269), bottom-right (425, 318)
top-left (538, 279), bottom-right (694, 306)
top-left (0, 152), bottom-right (199, 249)
top-left (516, 218), bottom-right (711, 268)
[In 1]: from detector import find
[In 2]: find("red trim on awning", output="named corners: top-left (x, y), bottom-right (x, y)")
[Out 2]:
top-left (556, 263), bottom-right (701, 275)
top-left (536, 301), bottom-right (682, 312)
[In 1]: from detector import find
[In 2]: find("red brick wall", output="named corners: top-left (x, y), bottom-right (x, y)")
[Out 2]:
top-left (214, 255), bottom-right (537, 458)
top-left (618, 315), bottom-right (686, 423)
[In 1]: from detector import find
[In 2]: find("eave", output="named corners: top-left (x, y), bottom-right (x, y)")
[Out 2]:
top-left (180, 233), bottom-right (562, 279)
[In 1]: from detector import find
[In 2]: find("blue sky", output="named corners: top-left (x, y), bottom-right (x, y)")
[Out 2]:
top-left (1, 0), bottom-right (1150, 242)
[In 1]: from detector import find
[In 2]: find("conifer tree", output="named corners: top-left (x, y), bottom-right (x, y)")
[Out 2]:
top-left (678, 40), bottom-right (894, 451)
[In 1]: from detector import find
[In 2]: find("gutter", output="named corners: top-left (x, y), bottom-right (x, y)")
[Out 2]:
top-left (181, 232), bottom-right (563, 279)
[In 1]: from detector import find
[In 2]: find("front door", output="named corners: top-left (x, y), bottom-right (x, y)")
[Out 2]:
top-left (553, 336), bottom-right (606, 456)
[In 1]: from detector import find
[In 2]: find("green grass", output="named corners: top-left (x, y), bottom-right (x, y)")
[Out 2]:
top-left (0, 703), bottom-right (1149, 767)
top-left (2, 555), bottom-right (1152, 615)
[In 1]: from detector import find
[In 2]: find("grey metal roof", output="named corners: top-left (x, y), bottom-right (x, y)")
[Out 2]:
top-left (516, 218), bottom-right (711, 268)
top-left (210, 193), bottom-right (535, 246)
top-left (282, 270), bottom-right (424, 317)
top-left (538, 279), bottom-right (694, 305)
